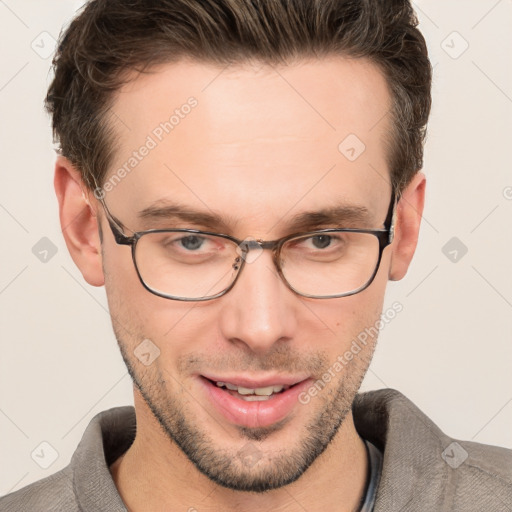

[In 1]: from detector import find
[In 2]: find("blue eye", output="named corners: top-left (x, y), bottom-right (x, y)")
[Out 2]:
top-left (178, 235), bottom-right (205, 251)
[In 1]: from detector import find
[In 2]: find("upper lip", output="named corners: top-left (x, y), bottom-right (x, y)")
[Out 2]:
top-left (201, 374), bottom-right (310, 388)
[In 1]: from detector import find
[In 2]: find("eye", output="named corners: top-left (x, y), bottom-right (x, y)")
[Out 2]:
top-left (297, 233), bottom-right (346, 251)
top-left (307, 234), bottom-right (332, 249)
top-left (283, 232), bottom-right (350, 262)
top-left (176, 235), bottom-right (206, 251)
top-left (157, 232), bottom-right (228, 257)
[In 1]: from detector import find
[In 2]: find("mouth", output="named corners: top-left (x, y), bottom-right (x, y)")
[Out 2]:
top-left (199, 375), bottom-right (312, 428)
top-left (206, 378), bottom-right (293, 401)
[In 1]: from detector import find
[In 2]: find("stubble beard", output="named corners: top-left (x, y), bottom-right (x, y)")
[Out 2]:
top-left (113, 326), bottom-right (376, 493)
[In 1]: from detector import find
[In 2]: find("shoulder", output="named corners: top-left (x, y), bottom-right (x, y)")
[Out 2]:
top-left (0, 466), bottom-right (79, 511)
top-left (450, 437), bottom-right (512, 506)
top-left (0, 406), bottom-right (134, 512)
top-left (353, 389), bottom-right (512, 511)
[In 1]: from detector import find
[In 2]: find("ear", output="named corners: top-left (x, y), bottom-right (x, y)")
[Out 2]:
top-left (388, 172), bottom-right (426, 281)
top-left (54, 156), bottom-right (105, 287)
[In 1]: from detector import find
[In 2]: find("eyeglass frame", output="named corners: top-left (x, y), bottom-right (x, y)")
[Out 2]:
top-left (93, 186), bottom-right (399, 301)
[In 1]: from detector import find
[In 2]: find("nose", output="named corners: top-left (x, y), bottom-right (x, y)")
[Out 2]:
top-left (217, 247), bottom-right (298, 354)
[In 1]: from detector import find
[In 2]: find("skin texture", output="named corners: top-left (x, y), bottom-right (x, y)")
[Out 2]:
top-left (55, 56), bottom-right (425, 512)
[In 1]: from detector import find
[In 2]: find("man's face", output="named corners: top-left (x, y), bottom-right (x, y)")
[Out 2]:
top-left (99, 57), bottom-right (394, 491)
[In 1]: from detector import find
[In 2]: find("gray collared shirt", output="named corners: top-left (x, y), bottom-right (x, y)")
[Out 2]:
top-left (1, 389), bottom-right (511, 511)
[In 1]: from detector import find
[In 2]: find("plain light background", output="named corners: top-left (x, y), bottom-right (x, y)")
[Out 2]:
top-left (1, 0), bottom-right (511, 495)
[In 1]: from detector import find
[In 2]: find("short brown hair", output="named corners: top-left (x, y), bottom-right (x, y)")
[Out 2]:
top-left (45, 0), bottom-right (432, 196)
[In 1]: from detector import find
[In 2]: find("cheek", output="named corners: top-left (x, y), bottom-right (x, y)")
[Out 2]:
top-left (102, 242), bottom-right (165, 341)
top-left (301, 244), bottom-right (391, 338)
top-left (296, 287), bottom-right (387, 381)
top-left (101, 239), bottom-right (217, 357)
top-left (301, 282), bottom-right (385, 341)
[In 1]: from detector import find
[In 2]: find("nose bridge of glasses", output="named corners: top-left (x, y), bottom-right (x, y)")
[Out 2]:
top-left (239, 239), bottom-right (276, 252)
top-left (235, 238), bottom-right (281, 272)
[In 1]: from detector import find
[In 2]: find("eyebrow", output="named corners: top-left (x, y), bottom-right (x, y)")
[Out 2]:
top-left (136, 199), bottom-right (376, 234)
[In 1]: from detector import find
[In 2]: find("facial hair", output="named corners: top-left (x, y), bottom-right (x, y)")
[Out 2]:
top-left (113, 325), bottom-right (376, 493)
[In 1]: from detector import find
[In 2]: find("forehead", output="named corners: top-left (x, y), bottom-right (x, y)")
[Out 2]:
top-left (105, 57), bottom-right (392, 235)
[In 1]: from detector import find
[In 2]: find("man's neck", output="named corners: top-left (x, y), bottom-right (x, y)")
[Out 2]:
top-left (110, 392), bottom-right (369, 512)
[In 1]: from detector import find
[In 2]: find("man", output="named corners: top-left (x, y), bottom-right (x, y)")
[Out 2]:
top-left (1, 0), bottom-right (511, 510)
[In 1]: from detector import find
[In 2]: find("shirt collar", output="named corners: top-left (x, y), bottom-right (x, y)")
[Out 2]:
top-left (69, 389), bottom-right (451, 511)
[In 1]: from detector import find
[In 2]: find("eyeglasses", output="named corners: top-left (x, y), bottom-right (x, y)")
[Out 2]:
top-left (94, 189), bottom-right (398, 301)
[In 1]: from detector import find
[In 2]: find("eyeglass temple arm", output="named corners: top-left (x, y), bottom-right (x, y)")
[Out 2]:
top-left (86, 174), bottom-right (134, 245)
top-left (387, 189), bottom-right (400, 244)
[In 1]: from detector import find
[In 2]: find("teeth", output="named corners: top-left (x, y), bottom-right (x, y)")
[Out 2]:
top-left (254, 386), bottom-right (275, 396)
top-left (237, 386), bottom-right (255, 395)
top-left (215, 381), bottom-right (288, 395)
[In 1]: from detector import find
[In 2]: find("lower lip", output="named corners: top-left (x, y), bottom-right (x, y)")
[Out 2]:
top-left (200, 377), bottom-right (312, 429)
